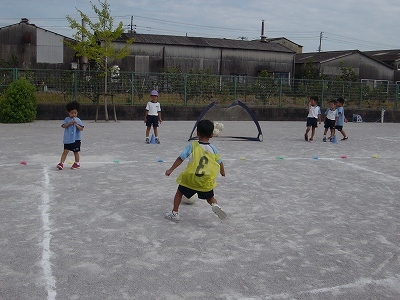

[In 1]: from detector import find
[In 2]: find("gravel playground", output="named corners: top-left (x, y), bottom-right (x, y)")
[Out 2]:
top-left (1, 120), bottom-right (400, 299)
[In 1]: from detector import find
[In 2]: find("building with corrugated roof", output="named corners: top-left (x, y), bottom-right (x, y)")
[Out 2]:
top-left (0, 18), bottom-right (76, 69)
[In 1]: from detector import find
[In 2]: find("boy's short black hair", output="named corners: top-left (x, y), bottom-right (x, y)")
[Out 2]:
top-left (310, 96), bottom-right (319, 102)
top-left (197, 119), bottom-right (214, 138)
top-left (336, 97), bottom-right (345, 104)
top-left (66, 101), bottom-right (81, 112)
top-left (329, 99), bottom-right (336, 104)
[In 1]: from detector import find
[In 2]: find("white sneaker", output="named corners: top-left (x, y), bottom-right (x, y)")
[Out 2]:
top-left (146, 137), bottom-right (150, 144)
top-left (212, 204), bottom-right (227, 220)
top-left (165, 211), bottom-right (181, 222)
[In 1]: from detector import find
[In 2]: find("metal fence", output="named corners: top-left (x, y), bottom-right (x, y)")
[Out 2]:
top-left (0, 68), bottom-right (398, 110)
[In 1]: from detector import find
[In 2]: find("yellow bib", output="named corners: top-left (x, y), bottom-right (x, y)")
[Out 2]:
top-left (176, 142), bottom-right (221, 192)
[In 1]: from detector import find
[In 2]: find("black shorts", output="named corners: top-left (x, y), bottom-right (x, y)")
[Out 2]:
top-left (146, 115), bottom-right (159, 127)
top-left (335, 125), bottom-right (343, 131)
top-left (178, 185), bottom-right (214, 200)
top-left (306, 117), bottom-right (318, 128)
top-left (324, 119), bottom-right (335, 129)
top-left (64, 140), bottom-right (81, 152)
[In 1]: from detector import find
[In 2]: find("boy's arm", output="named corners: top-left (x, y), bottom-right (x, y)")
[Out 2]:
top-left (61, 119), bottom-right (74, 128)
top-left (165, 157), bottom-right (183, 176)
top-left (219, 162), bottom-right (225, 177)
top-left (144, 110), bottom-right (148, 123)
top-left (75, 123), bottom-right (84, 131)
top-left (158, 111), bottom-right (162, 123)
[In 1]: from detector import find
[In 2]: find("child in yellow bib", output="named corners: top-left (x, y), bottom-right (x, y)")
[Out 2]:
top-left (165, 120), bottom-right (226, 222)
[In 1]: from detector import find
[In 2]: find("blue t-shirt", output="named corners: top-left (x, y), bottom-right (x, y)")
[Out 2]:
top-left (336, 107), bottom-right (345, 126)
top-left (62, 117), bottom-right (84, 144)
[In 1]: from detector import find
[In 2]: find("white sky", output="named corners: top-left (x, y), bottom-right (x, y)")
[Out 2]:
top-left (1, 0), bottom-right (399, 53)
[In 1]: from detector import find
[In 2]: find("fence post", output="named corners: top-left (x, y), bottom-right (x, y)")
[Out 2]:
top-left (73, 70), bottom-right (78, 101)
top-left (395, 84), bottom-right (399, 111)
top-left (13, 68), bottom-right (18, 81)
top-left (321, 80), bottom-right (325, 107)
top-left (130, 71), bottom-right (134, 105)
top-left (233, 75), bottom-right (237, 101)
top-left (278, 78), bottom-right (283, 107)
top-left (184, 73), bottom-right (187, 106)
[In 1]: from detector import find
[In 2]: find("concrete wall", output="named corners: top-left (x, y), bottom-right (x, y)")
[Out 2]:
top-left (36, 104), bottom-right (400, 123)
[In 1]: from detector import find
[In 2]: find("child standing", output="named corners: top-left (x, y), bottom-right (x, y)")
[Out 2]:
top-left (57, 101), bottom-right (84, 170)
top-left (304, 96), bottom-right (321, 142)
top-left (144, 90), bottom-right (162, 144)
top-left (165, 119), bottom-right (226, 222)
top-left (323, 100), bottom-right (338, 142)
top-left (335, 97), bottom-right (348, 140)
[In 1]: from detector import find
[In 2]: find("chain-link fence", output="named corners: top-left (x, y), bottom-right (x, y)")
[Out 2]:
top-left (0, 68), bottom-right (398, 110)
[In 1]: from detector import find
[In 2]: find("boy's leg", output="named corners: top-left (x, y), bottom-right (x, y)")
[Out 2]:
top-left (60, 149), bottom-right (69, 163)
top-left (207, 197), bottom-right (227, 220)
top-left (57, 149), bottom-right (69, 169)
top-left (71, 152), bottom-right (81, 169)
top-left (73, 152), bottom-right (80, 163)
top-left (310, 126), bottom-right (316, 140)
top-left (165, 189), bottom-right (183, 222)
top-left (145, 126), bottom-right (151, 137)
top-left (305, 126), bottom-right (310, 141)
top-left (173, 189), bottom-right (183, 212)
top-left (340, 128), bottom-right (348, 139)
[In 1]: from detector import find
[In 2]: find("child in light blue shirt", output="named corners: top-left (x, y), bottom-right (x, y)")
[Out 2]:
top-left (57, 101), bottom-right (84, 170)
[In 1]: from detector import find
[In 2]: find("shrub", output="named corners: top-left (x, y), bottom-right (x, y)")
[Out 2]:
top-left (0, 78), bottom-right (37, 123)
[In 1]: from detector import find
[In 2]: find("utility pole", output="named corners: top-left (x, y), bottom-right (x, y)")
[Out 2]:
top-left (318, 32), bottom-right (323, 52)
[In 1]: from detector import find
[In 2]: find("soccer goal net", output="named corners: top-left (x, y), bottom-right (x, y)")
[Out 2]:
top-left (188, 101), bottom-right (263, 142)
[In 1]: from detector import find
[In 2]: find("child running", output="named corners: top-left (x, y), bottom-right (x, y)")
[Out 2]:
top-left (165, 119), bottom-right (226, 222)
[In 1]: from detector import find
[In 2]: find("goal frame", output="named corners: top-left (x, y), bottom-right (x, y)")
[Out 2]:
top-left (188, 100), bottom-right (263, 142)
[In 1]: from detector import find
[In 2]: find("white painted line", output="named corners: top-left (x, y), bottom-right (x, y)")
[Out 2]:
top-left (338, 160), bottom-right (400, 182)
top-left (40, 166), bottom-right (56, 300)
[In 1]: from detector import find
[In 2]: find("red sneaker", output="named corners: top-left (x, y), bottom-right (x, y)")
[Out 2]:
top-left (71, 162), bottom-right (80, 170)
top-left (56, 163), bottom-right (63, 170)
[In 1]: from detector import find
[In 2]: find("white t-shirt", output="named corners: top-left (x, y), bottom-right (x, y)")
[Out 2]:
top-left (146, 101), bottom-right (161, 116)
top-left (325, 108), bottom-right (337, 121)
top-left (307, 105), bottom-right (321, 118)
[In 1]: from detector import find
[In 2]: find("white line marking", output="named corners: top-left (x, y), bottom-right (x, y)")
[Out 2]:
top-left (337, 160), bottom-right (400, 182)
top-left (40, 166), bottom-right (56, 300)
top-left (264, 275), bottom-right (400, 299)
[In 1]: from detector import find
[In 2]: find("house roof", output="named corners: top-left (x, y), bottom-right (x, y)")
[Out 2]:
top-left (295, 50), bottom-right (360, 64)
top-left (118, 33), bottom-right (295, 53)
top-left (363, 49), bottom-right (400, 65)
top-left (295, 50), bottom-right (394, 69)
top-left (266, 37), bottom-right (303, 48)
top-left (0, 19), bottom-right (74, 41)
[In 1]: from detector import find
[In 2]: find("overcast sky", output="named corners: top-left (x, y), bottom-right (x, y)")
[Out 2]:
top-left (1, 0), bottom-right (399, 53)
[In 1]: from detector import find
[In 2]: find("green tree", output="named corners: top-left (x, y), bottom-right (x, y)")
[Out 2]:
top-left (338, 62), bottom-right (358, 82)
top-left (65, 0), bottom-right (134, 120)
top-left (0, 78), bottom-right (37, 123)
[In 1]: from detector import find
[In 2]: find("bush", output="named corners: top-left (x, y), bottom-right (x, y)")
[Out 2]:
top-left (0, 78), bottom-right (37, 123)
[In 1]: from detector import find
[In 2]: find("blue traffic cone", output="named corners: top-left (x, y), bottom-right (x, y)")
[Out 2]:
top-left (150, 134), bottom-right (156, 144)
top-left (331, 135), bottom-right (338, 144)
